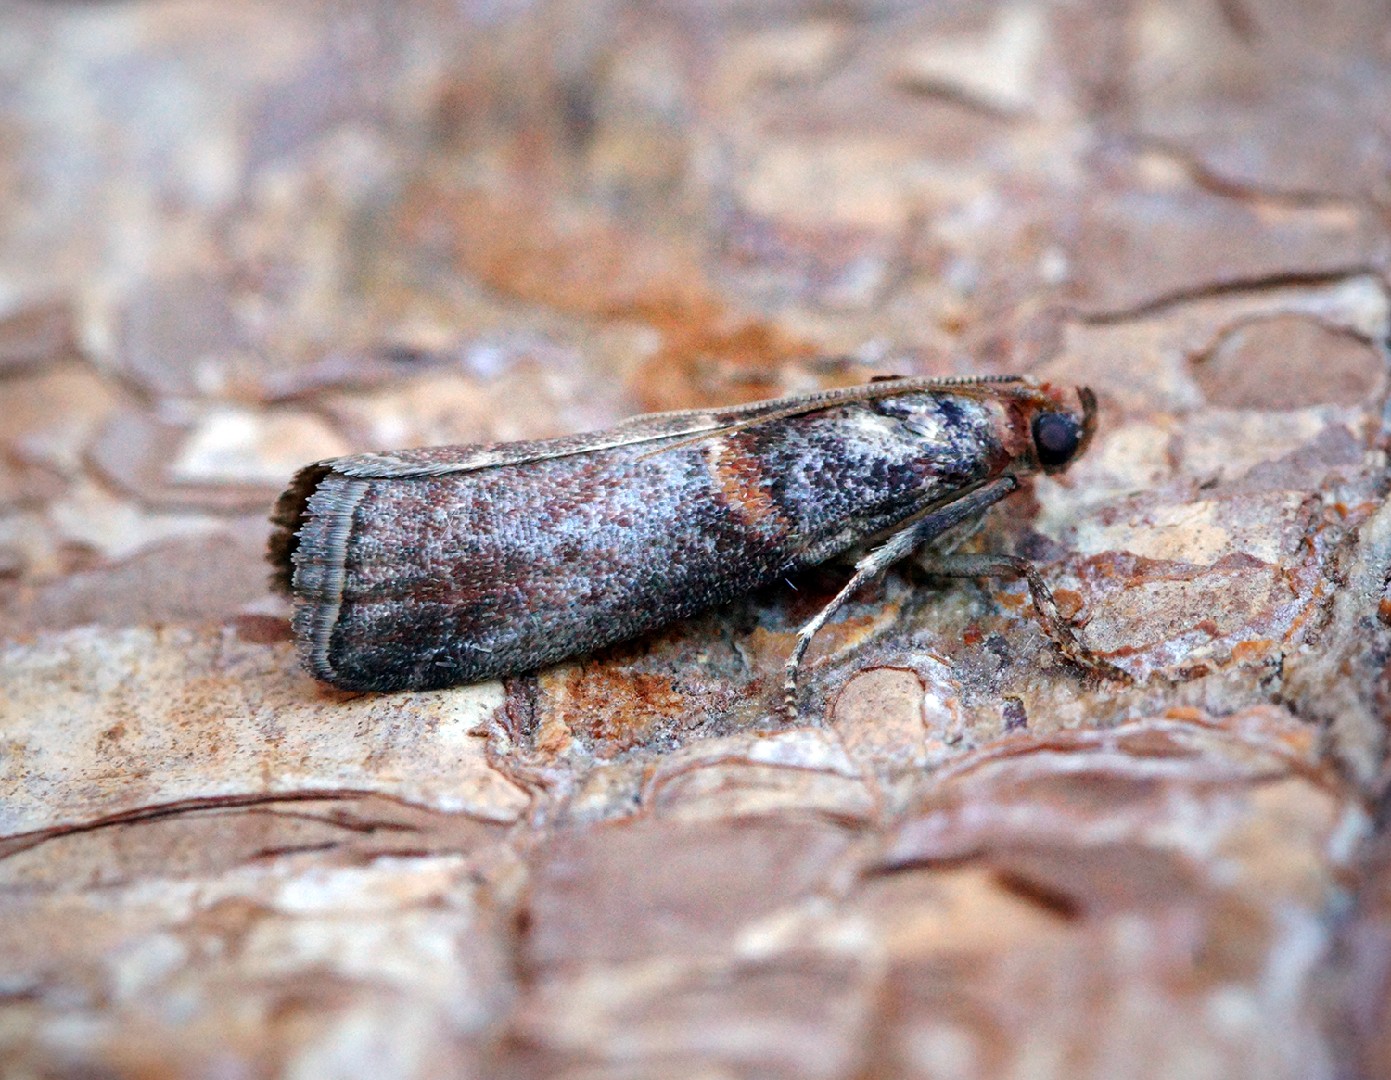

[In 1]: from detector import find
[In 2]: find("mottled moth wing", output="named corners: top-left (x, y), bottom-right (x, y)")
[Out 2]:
top-left (269, 373), bottom-right (1077, 693)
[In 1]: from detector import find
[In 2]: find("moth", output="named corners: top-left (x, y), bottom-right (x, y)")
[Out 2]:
top-left (268, 375), bottom-right (1121, 713)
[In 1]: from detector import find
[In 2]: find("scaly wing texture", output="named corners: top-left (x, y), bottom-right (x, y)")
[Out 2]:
top-left (287, 390), bottom-right (1009, 689)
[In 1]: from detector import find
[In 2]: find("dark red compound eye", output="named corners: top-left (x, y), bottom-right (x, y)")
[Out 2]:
top-left (1032, 412), bottom-right (1082, 468)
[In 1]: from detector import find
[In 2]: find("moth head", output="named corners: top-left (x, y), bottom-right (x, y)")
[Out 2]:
top-left (1030, 386), bottom-right (1096, 475)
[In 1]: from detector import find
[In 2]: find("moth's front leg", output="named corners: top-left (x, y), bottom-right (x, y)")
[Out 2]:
top-left (782, 477), bottom-right (1019, 721)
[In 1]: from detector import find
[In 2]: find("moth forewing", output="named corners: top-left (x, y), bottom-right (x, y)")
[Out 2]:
top-left (268, 375), bottom-right (1113, 702)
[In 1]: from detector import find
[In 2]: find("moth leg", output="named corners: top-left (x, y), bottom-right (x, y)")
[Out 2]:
top-left (783, 477), bottom-right (1018, 721)
top-left (923, 551), bottom-right (1131, 682)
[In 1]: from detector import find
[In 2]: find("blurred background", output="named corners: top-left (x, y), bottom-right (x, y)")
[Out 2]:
top-left (3, 2), bottom-right (1391, 1078)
